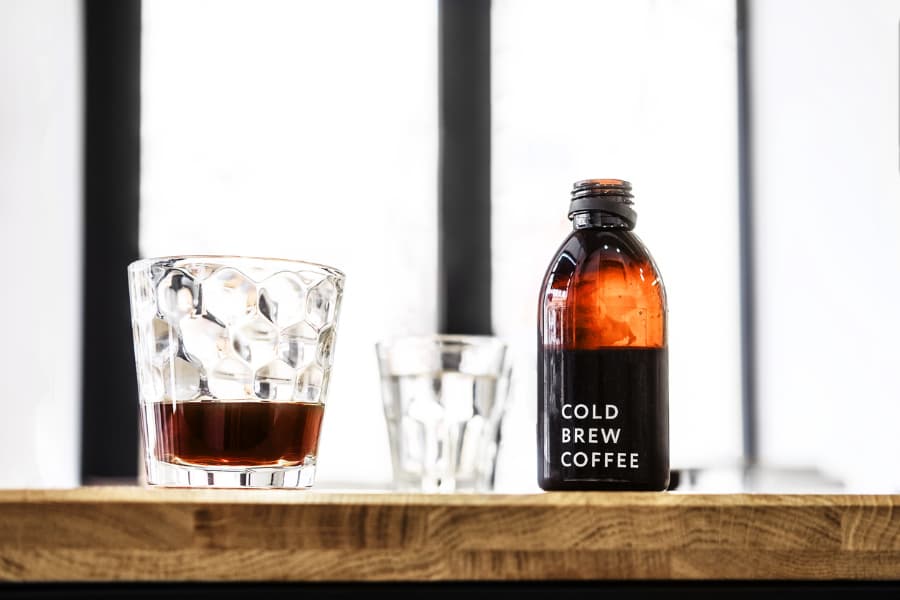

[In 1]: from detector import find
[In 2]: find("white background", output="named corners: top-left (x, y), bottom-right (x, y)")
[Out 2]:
top-left (2, 0), bottom-right (899, 491)
top-left (143, 0), bottom-right (744, 491)
top-left (492, 0), bottom-right (743, 490)
top-left (752, 0), bottom-right (900, 491)
top-left (142, 0), bottom-right (438, 487)
top-left (136, 0), bottom-right (900, 490)
top-left (0, 0), bottom-right (82, 487)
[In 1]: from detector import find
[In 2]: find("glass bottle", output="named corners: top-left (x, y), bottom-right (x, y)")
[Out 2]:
top-left (537, 179), bottom-right (669, 490)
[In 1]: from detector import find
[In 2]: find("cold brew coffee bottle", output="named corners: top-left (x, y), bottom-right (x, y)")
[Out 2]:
top-left (537, 179), bottom-right (668, 491)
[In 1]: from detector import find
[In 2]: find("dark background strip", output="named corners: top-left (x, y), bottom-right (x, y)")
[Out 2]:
top-left (4, 581), bottom-right (900, 599)
top-left (438, 0), bottom-right (492, 335)
top-left (81, 0), bottom-right (142, 482)
top-left (736, 0), bottom-right (758, 466)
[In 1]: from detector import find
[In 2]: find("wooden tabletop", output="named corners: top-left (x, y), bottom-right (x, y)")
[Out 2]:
top-left (1, 487), bottom-right (900, 582)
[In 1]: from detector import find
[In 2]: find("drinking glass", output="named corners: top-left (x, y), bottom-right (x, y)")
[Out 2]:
top-left (376, 335), bottom-right (511, 493)
top-left (128, 255), bottom-right (344, 488)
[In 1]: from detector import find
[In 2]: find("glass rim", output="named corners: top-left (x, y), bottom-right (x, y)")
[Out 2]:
top-left (127, 254), bottom-right (345, 280)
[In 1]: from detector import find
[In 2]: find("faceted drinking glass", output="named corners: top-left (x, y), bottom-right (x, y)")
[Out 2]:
top-left (128, 255), bottom-right (345, 488)
top-left (376, 335), bottom-right (511, 493)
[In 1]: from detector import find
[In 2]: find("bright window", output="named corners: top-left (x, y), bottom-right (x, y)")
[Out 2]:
top-left (492, 0), bottom-right (743, 490)
top-left (142, 0), bottom-right (438, 486)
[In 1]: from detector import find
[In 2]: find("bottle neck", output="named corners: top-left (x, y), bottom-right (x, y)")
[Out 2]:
top-left (572, 211), bottom-right (633, 230)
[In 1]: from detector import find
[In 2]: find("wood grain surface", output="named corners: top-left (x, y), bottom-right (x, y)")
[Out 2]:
top-left (1, 487), bottom-right (899, 582)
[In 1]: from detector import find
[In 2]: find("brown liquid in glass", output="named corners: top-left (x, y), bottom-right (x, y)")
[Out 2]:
top-left (152, 401), bottom-right (324, 467)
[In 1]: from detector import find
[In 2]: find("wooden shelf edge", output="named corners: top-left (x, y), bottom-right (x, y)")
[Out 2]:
top-left (2, 487), bottom-right (900, 582)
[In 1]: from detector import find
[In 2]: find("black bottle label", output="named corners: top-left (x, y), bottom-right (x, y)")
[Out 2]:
top-left (538, 347), bottom-right (669, 490)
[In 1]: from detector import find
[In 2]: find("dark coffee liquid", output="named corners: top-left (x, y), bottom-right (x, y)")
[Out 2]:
top-left (538, 347), bottom-right (668, 490)
top-left (152, 401), bottom-right (324, 467)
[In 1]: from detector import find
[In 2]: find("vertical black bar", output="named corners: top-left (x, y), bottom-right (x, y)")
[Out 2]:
top-left (438, 0), bottom-right (492, 335)
top-left (81, 0), bottom-right (142, 482)
top-left (736, 0), bottom-right (758, 466)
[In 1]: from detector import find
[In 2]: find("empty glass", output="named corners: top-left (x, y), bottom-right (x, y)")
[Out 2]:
top-left (128, 255), bottom-right (344, 488)
top-left (376, 335), bottom-right (511, 493)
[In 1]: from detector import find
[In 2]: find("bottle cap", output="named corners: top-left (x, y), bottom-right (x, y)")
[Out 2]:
top-left (568, 179), bottom-right (637, 227)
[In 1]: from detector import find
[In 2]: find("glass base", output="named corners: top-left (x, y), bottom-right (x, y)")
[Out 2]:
top-left (391, 471), bottom-right (494, 493)
top-left (145, 458), bottom-right (317, 489)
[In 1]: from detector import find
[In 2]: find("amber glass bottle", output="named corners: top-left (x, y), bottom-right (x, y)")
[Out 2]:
top-left (537, 179), bottom-right (668, 490)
